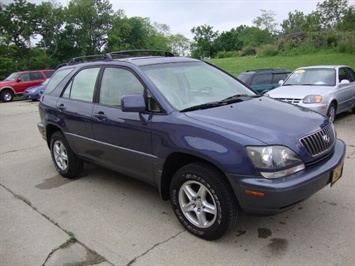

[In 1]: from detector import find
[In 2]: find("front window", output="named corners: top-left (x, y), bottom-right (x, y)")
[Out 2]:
top-left (142, 62), bottom-right (255, 110)
top-left (284, 68), bottom-right (336, 86)
top-left (4, 72), bottom-right (19, 81)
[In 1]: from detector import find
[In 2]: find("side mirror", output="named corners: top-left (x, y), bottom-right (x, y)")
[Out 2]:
top-left (340, 79), bottom-right (350, 84)
top-left (121, 94), bottom-right (146, 112)
top-left (17, 78), bottom-right (22, 82)
top-left (278, 80), bottom-right (284, 86)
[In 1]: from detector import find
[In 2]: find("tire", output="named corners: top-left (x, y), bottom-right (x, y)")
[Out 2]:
top-left (50, 131), bottom-right (83, 178)
top-left (352, 107), bottom-right (355, 114)
top-left (326, 103), bottom-right (336, 123)
top-left (1, 90), bottom-right (14, 102)
top-left (170, 162), bottom-right (238, 240)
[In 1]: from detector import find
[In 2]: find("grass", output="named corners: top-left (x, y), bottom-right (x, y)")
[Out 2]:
top-left (207, 52), bottom-right (355, 76)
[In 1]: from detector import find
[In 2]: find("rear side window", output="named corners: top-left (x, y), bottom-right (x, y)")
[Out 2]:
top-left (272, 73), bottom-right (289, 83)
top-left (45, 68), bottom-right (75, 94)
top-left (251, 74), bottom-right (272, 85)
top-left (63, 67), bottom-right (100, 102)
top-left (44, 71), bottom-right (55, 78)
top-left (29, 72), bottom-right (43, 80)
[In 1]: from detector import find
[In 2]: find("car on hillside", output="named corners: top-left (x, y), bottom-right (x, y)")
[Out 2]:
top-left (266, 65), bottom-right (355, 122)
top-left (23, 78), bottom-right (50, 101)
top-left (237, 68), bottom-right (292, 93)
top-left (37, 50), bottom-right (345, 240)
top-left (0, 69), bottom-right (54, 102)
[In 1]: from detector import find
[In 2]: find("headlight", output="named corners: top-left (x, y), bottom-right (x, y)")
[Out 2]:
top-left (303, 95), bottom-right (322, 103)
top-left (246, 146), bottom-right (305, 179)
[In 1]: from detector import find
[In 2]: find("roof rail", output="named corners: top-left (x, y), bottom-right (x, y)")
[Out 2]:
top-left (68, 54), bottom-right (111, 64)
top-left (109, 50), bottom-right (175, 58)
top-left (66, 50), bottom-right (175, 65)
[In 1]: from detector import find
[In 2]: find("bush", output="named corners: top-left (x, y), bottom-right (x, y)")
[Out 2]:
top-left (258, 44), bottom-right (278, 57)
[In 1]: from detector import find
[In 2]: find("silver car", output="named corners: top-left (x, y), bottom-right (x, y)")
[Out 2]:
top-left (266, 65), bottom-right (355, 122)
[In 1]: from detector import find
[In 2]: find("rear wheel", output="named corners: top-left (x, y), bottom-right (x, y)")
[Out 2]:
top-left (50, 132), bottom-right (83, 178)
top-left (170, 162), bottom-right (238, 240)
top-left (327, 103), bottom-right (336, 122)
top-left (1, 90), bottom-right (14, 102)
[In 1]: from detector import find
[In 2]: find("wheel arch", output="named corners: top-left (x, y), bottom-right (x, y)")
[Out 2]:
top-left (160, 152), bottom-right (237, 205)
top-left (0, 86), bottom-right (16, 94)
top-left (45, 123), bottom-right (63, 148)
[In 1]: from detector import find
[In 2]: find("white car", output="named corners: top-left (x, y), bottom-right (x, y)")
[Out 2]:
top-left (266, 65), bottom-right (355, 122)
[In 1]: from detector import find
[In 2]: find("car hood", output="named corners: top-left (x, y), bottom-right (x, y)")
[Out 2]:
top-left (184, 96), bottom-right (328, 145)
top-left (267, 85), bottom-right (333, 98)
top-left (0, 80), bottom-right (16, 87)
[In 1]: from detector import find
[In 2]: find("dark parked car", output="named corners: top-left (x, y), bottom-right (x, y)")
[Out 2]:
top-left (237, 68), bottom-right (291, 93)
top-left (23, 78), bottom-right (50, 101)
top-left (37, 50), bottom-right (345, 240)
top-left (1, 69), bottom-right (54, 102)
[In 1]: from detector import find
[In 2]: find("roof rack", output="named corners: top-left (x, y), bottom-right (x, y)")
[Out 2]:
top-left (108, 50), bottom-right (175, 59)
top-left (65, 49), bottom-right (174, 65)
top-left (246, 68), bottom-right (288, 72)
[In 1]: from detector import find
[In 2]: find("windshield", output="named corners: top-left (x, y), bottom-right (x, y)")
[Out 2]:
top-left (142, 62), bottom-right (255, 110)
top-left (4, 72), bottom-right (19, 81)
top-left (283, 68), bottom-right (336, 86)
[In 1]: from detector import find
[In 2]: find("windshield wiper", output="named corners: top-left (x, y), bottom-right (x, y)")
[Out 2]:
top-left (221, 94), bottom-right (260, 103)
top-left (180, 94), bottom-right (258, 112)
top-left (180, 101), bottom-right (226, 112)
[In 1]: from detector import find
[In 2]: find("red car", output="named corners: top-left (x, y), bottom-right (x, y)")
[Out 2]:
top-left (0, 69), bottom-right (54, 102)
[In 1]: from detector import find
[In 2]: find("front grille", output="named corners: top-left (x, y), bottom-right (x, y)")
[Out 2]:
top-left (276, 98), bottom-right (301, 104)
top-left (300, 123), bottom-right (336, 157)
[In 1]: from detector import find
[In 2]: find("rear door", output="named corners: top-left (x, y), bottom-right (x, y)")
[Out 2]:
top-left (91, 66), bottom-right (155, 184)
top-left (55, 67), bottom-right (100, 159)
top-left (337, 67), bottom-right (355, 112)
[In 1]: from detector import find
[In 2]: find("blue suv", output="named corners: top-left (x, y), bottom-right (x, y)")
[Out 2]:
top-left (37, 50), bottom-right (345, 240)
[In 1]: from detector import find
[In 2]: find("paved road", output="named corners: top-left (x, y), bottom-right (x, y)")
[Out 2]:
top-left (1, 100), bottom-right (354, 266)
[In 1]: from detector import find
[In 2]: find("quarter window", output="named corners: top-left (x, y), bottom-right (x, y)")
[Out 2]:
top-left (251, 74), bottom-right (272, 85)
top-left (45, 68), bottom-right (74, 94)
top-left (63, 68), bottom-right (99, 102)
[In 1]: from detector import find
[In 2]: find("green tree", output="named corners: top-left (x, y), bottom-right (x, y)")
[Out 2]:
top-left (191, 24), bottom-right (218, 58)
top-left (214, 28), bottom-right (243, 52)
top-left (253, 9), bottom-right (278, 34)
top-left (65, 0), bottom-right (114, 55)
top-left (316, 0), bottom-right (350, 30)
top-left (168, 34), bottom-right (190, 56)
top-left (336, 5), bottom-right (355, 31)
top-left (32, 1), bottom-right (65, 59)
top-left (0, 0), bottom-right (36, 49)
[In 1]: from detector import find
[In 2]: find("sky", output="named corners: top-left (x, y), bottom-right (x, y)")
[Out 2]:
top-left (9, 0), bottom-right (322, 39)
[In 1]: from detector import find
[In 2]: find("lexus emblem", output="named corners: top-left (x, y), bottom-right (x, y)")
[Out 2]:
top-left (323, 134), bottom-right (330, 143)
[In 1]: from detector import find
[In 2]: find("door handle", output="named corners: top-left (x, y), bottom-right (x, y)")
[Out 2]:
top-left (57, 104), bottom-right (66, 111)
top-left (93, 111), bottom-right (107, 120)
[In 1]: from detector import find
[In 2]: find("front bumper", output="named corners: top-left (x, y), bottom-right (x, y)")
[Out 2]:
top-left (229, 139), bottom-right (346, 215)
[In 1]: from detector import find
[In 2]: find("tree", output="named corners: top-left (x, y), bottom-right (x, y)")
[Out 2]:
top-left (191, 24), bottom-right (218, 58)
top-left (253, 9), bottom-right (278, 34)
top-left (316, 0), bottom-right (350, 30)
top-left (214, 28), bottom-right (243, 52)
top-left (168, 34), bottom-right (190, 56)
top-left (0, 0), bottom-right (37, 49)
top-left (65, 0), bottom-right (114, 55)
top-left (336, 5), bottom-right (355, 31)
top-left (32, 1), bottom-right (65, 59)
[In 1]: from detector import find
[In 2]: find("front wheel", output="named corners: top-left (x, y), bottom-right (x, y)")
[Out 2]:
top-left (50, 132), bottom-right (83, 178)
top-left (170, 162), bottom-right (238, 240)
top-left (1, 90), bottom-right (14, 102)
top-left (327, 103), bottom-right (336, 123)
